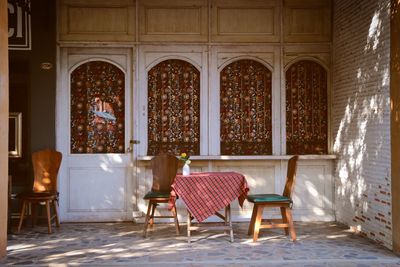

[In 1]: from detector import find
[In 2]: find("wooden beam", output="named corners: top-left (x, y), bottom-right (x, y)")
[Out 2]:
top-left (391, 0), bottom-right (400, 255)
top-left (0, 0), bottom-right (9, 259)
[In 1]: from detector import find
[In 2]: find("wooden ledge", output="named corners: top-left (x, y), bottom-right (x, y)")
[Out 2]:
top-left (137, 155), bottom-right (337, 161)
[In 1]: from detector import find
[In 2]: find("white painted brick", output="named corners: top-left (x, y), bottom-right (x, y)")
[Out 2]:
top-left (332, 0), bottom-right (392, 249)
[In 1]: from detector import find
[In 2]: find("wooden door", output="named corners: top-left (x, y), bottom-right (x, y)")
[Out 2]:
top-left (57, 48), bottom-right (136, 222)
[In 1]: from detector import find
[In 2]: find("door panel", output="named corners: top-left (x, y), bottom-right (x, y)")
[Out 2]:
top-left (69, 167), bottom-right (127, 211)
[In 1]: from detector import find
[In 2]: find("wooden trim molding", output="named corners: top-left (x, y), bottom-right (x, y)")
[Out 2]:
top-left (391, 0), bottom-right (400, 255)
top-left (0, 0), bottom-right (9, 258)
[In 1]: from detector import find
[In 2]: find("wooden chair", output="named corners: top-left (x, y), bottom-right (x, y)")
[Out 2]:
top-left (143, 153), bottom-right (180, 237)
top-left (247, 155), bottom-right (298, 242)
top-left (17, 149), bottom-right (62, 234)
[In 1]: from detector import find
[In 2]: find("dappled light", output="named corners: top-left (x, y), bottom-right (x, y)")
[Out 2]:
top-left (333, 0), bottom-right (391, 247)
top-left (3, 222), bottom-right (399, 265)
top-left (304, 181), bottom-right (318, 197)
top-left (366, 12), bottom-right (382, 51)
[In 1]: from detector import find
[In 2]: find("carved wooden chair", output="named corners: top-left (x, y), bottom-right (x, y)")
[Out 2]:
top-left (143, 153), bottom-right (180, 237)
top-left (17, 149), bottom-right (62, 234)
top-left (247, 155), bottom-right (298, 242)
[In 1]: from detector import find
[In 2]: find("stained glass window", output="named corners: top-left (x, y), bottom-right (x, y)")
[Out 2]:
top-left (286, 60), bottom-right (328, 154)
top-left (70, 61), bottom-right (125, 154)
top-left (220, 59), bottom-right (272, 155)
top-left (147, 59), bottom-right (200, 155)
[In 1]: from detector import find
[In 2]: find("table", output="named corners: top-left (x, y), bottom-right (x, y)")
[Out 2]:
top-left (170, 172), bottom-right (249, 243)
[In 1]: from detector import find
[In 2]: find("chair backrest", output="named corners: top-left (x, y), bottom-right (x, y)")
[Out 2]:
top-left (151, 153), bottom-right (179, 192)
top-left (282, 155), bottom-right (299, 198)
top-left (32, 149), bottom-right (62, 193)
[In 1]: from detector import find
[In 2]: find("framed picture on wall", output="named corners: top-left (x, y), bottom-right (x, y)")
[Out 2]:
top-left (9, 112), bottom-right (22, 158)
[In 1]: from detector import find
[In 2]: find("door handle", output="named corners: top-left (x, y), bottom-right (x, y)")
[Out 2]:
top-left (126, 140), bottom-right (140, 153)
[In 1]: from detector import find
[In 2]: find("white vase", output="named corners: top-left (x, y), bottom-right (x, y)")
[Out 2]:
top-left (182, 163), bottom-right (190, 176)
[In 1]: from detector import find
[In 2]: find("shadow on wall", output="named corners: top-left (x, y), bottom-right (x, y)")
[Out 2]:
top-left (332, 0), bottom-right (391, 247)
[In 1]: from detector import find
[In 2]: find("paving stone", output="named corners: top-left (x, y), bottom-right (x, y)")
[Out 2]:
top-left (0, 222), bottom-right (399, 266)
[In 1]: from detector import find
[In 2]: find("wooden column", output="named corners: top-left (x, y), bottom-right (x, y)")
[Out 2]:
top-left (391, 0), bottom-right (400, 255)
top-left (0, 0), bottom-right (9, 259)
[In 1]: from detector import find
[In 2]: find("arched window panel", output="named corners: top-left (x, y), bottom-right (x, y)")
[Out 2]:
top-left (220, 59), bottom-right (272, 155)
top-left (286, 60), bottom-right (328, 155)
top-left (147, 59), bottom-right (200, 156)
top-left (70, 61), bottom-right (125, 154)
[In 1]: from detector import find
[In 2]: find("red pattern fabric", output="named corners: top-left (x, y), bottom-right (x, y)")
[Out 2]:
top-left (220, 59), bottom-right (272, 155)
top-left (147, 59), bottom-right (200, 156)
top-left (170, 172), bottom-right (249, 222)
top-left (286, 60), bottom-right (328, 154)
top-left (70, 61), bottom-right (125, 154)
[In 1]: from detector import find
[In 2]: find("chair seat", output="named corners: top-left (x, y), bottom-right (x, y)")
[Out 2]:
top-left (17, 191), bottom-right (57, 199)
top-left (143, 191), bottom-right (170, 199)
top-left (247, 194), bottom-right (292, 203)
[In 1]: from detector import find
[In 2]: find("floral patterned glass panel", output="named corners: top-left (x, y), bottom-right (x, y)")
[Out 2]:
top-left (220, 59), bottom-right (272, 155)
top-left (148, 59), bottom-right (200, 155)
top-left (70, 61), bottom-right (125, 154)
top-left (286, 60), bottom-right (328, 154)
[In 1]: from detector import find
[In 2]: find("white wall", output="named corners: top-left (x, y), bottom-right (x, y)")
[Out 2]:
top-left (332, 0), bottom-right (392, 249)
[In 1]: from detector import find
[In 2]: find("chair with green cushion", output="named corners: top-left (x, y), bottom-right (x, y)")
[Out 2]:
top-left (247, 155), bottom-right (298, 242)
top-left (143, 153), bottom-right (180, 237)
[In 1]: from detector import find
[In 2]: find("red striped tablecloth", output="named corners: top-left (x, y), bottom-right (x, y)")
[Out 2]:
top-left (170, 172), bottom-right (249, 222)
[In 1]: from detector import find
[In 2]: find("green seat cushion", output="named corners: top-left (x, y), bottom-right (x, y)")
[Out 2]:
top-left (143, 191), bottom-right (170, 199)
top-left (247, 194), bottom-right (292, 203)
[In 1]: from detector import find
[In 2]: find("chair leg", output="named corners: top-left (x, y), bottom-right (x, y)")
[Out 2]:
top-left (149, 202), bottom-right (156, 227)
top-left (31, 202), bottom-right (37, 227)
top-left (52, 200), bottom-right (60, 228)
top-left (248, 204), bottom-right (258, 236)
top-left (284, 207), bottom-right (296, 241)
top-left (280, 207), bottom-right (289, 235)
top-left (45, 200), bottom-right (52, 234)
top-left (253, 205), bottom-right (264, 242)
top-left (17, 200), bottom-right (27, 233)
top-left (143, 201), bottom-right (152, 237)
top-left (171, 204), bottom-right (180, 236)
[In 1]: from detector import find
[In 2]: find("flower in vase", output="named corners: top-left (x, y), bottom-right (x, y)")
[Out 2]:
top-left (179, 152), bottom-right (191, 165)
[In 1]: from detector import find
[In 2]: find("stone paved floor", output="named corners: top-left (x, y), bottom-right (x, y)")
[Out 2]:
top-left (1, 222), bottom-right (400, 266)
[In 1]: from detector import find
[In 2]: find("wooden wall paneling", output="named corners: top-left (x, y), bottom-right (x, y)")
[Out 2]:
top-left (291, 160), bottom-right (334, 220)
top-left (284, 44), bottom-right (331, 66)
top-left (283, 0), bottom-right (331, 43)
top-left (391, 0), bottom-right (400, 255)
top-left (58, 0), bottom-right (135, 42)
top-left (211, 0), bottom-right (280, 43)
top-left (138, 0), bottom-right (208, 42)
top-left (0, 0), bottom-right (8, 258)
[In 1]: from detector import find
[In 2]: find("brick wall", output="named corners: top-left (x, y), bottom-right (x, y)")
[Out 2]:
top-left (332, 0), bottom-right (392, 249)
